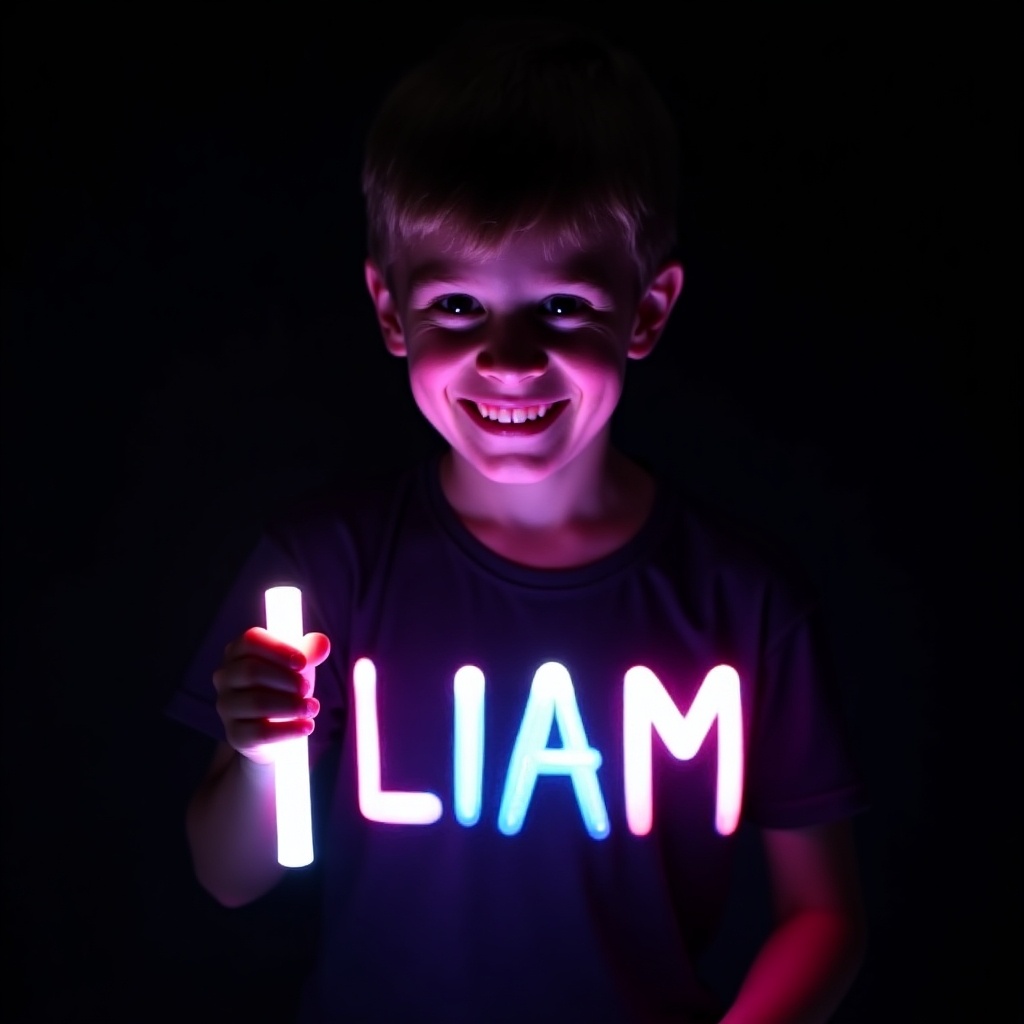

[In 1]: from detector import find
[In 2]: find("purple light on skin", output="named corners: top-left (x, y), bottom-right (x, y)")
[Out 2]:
top-left (264, 586), bottom-right (315, 867)
top-left (353, 657), bottom-right (443, 825)
top-left (453, 666), bottom-right (485, 826)
top-left (623, 664), bottom-right (744, 837)
top-left (497, 662), bottom-right (609, 839)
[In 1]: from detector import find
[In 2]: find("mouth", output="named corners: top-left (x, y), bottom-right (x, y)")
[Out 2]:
top-left (458, 399), bottom-right (569, 436)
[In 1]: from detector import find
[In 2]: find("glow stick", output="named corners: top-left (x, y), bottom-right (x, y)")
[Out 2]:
top-left (265, 585), bottom-right (314, 867)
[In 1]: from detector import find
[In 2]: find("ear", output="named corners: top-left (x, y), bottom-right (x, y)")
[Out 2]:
top-left (628, 261), bottom-right (684, 360)
top-left (364, 259), bottom-right (407, 357)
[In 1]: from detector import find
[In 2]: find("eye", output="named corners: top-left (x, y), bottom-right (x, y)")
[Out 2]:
top-left (436, 294), bottom-right (482, 316)
top-left (540, 294), bottom-right (586, 317)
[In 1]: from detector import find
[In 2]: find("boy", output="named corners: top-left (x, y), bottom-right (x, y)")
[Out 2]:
top-left (166, 17), bottom-right (868, 1022)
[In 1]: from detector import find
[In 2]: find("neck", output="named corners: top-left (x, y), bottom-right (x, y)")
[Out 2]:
top-left (440, 434), bottom-right (624, 529)
top-left (438, 438), bottom-right (656, 570)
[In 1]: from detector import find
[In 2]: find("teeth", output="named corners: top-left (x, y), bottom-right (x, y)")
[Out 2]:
top-left (475, 402), bottom-right (552, 422)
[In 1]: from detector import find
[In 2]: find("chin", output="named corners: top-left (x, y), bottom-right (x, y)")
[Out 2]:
top-left (466, 451), bottom-right (568, 486)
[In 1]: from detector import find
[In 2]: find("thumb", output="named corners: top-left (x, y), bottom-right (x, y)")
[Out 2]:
top-left (300, 631), bottom-right (331, 668)
top-left (297, 631), bottom-right (331, 698)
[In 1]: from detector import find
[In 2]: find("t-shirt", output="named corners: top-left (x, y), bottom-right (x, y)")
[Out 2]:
top-left (165, 454), bottom-right (868, 1023)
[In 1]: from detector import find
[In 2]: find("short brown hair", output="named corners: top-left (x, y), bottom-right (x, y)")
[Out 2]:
top-left (361, 18), bottom-right (680, 290)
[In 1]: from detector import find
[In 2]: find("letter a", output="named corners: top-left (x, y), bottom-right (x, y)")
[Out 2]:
top-left (497, 662), bottom-right (609, 839)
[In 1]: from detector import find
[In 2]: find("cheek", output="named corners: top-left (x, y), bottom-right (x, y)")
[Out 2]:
top-left (561, 335), bottom-right (629, 392)
top-left (407, 347), bottom-right (462, 405)
top-left (555, 322), bottom-right (629, 365)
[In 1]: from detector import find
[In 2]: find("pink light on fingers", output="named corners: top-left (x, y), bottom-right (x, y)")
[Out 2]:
top-left (353, 658), bottom-right (443, 825)
top-left (623, 664), bottom-right (744, 836)
top-left (265, 586), bottom-right (314, 867)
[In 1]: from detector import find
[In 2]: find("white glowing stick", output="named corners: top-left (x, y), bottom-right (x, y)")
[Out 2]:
top-left (265, 586), bottom-right (314, 867)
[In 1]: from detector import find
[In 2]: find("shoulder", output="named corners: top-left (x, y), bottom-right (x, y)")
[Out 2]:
top-left (255, 456), bottom-right (455, 582)
top-left (661, 474), bottom-right (814, 586)
top-left (265, 459), bottom-right (429, 544)
top-left (645, 469), bottom-right (822, 642)
top-left (225, 458), bottom-right (440, 614)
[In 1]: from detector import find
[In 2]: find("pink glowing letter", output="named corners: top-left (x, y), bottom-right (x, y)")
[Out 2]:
top-left (623, 664), bottom-right (743, 836)
top-left (352, 657), bottom-right (442, 825)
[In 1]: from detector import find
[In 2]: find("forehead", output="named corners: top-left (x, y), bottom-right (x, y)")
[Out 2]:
top-left (390, 225), bottom-right (637, 297)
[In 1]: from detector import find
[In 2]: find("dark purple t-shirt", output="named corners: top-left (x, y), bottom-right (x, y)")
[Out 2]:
top-left (165, 456), bottom-right (868, 1023)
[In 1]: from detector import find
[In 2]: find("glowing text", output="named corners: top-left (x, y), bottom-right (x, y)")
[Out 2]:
top-left (352, 658), bottom-right (743, 838)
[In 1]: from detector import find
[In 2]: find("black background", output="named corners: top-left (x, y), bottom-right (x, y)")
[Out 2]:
top-left (3, 6), bottom-right (1020, 1021)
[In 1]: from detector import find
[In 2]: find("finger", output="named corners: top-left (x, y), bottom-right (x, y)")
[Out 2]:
top-left (228, 714), bottom-right (317, 754)
top-left (223, 626), bottom-right (308, 670)
top-left (300, 631), bottom-right (331, 667)
top-left (217, 685), bottom-right (319, 723)
top-left (213, 653), bottom-right (305, 697)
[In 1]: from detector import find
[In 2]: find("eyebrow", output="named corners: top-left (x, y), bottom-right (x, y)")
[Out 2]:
top-left (406, 265), bottom-right (470, 294)
top-left (405, 261), bottom-right (619, 305)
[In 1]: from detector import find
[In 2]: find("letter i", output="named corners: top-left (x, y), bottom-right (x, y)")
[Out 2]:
top-left (453, 666), bottom-right (485, 826)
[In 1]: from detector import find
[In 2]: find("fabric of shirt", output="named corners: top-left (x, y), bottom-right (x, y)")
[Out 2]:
top-left (165, 455), bottom-right (869, 1023)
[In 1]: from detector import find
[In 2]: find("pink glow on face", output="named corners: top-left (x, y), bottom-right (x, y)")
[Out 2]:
top-left (623, 664), bottom-right (744, 836)
top-left (385, 226), bottom-right (642, 488)
top-left (352, 657), bottom-right (443, 825)
top-left (264, 586), bottom-right (314, 867)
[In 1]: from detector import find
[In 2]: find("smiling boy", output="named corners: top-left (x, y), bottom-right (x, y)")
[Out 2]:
top-left (366, 226), bottom-right (680, 569)
top-left (167, 17), bottom-right (868, 1023)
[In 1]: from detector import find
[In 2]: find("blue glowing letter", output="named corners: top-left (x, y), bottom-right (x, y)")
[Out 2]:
top-left (453, 665), bottom-right (485, 826)
top-left (497, 662), bottom-right (609, 839)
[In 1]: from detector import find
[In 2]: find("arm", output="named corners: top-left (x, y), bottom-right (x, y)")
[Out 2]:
top-left (184, 627), bottom-right (330, 908)
top-left (186, 740), bottom-right (283, 907)
top-left (719, 820), bottom-right (867, 1024)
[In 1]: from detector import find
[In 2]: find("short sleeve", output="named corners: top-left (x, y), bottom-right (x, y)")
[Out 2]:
top-left (743, 605), bottom-right (869, 828)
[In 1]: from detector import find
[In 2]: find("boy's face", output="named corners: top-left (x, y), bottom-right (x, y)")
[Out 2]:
top-left (365, 226), bottom-right (682, 486)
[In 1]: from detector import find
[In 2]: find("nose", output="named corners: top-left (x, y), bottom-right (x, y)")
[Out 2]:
top-left (475, 320), bottom-right (548, 383)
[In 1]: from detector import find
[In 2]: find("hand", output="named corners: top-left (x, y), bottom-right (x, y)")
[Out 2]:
top-left (212, 626), bottom-right (332, 765)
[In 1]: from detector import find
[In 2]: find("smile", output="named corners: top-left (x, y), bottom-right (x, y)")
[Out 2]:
top-left (475, 402), bottom-right (552, 423)
top-left (459, 399), bottom-right (568, 435)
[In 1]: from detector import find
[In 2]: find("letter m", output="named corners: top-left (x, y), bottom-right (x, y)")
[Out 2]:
top-left (623, 665), bottom-right (743, 836)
